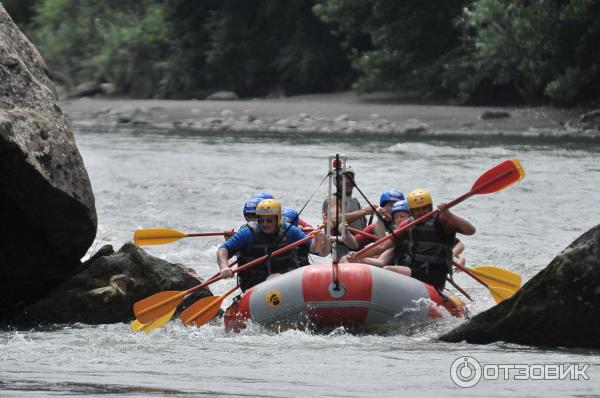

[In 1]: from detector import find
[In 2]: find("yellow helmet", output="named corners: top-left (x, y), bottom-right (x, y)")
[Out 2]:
top-left (256, 199), bottom-right (282, 224)
top-left (407, 189), bottom-right (432, 209)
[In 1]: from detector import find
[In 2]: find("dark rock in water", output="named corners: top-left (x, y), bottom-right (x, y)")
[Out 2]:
top-left (480, 110), bottom-right (511, 120)
top-left (0, 5), bottom-right (97, 316)
top-left (15, 243), bottom-right (212, 324)
top-left (440, 224), bottom-right (600, 349)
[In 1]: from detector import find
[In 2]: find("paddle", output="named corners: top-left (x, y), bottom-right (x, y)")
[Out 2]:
top-left (133, 227), bottom-right (323, 324)
top-left (353, 158), bottom-right (525, 260)
top-left (130, 309), bottom-right (176, 333)
top-left (181, 286), bottom-right (239, 327)
top-left (469, 265), bottom-right (521, 290)
top-left (134, 228), bottom-right (235, 246)
top-left (446, 277), bottom-right (474, 302)
top-left (348, 227), bottom-right (378, 240)
top-left (453, 262), bottom-right (515, 303)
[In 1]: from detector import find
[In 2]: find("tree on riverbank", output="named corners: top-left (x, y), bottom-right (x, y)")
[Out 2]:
top-left (5, 0), bottom-right (599, 106)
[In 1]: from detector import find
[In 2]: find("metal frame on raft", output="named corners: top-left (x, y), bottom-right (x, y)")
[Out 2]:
top-left (327, 153), bottom-right (347, 298)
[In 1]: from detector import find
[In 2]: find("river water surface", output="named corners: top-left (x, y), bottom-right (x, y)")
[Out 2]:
top-left (2, 125), bottom-right (600, 397)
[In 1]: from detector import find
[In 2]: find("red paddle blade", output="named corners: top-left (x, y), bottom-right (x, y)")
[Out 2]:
top-left (471, 159), bottom-right (525, 194)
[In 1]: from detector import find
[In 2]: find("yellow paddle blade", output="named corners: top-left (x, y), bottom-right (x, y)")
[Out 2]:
top-left (130, 319), bottom-right (146, 333)
top-left (490, 285), bottom-right (516, 304)
top-left (470, 266), bottom-right (522, 290)
top-left (130, 308), bottom-right (176, 333)
top-left (512, 158), bottom-right (526, 181)
top-left (133, 290), bottom-right (185, 324)
top-left (134, 228), bottom-right (188, 246)
top-left (180, 295), bottom-right (224, 327)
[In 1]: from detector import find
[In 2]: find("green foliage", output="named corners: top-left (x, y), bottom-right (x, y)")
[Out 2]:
top-left (315, 0), bottom-right (468, 97)
top-left (28, 0), bottom-right (172, 97)
top-left (465, 0), bottom-right (600, 105)
top-left (205, 0), bottom-right (351, 96)
top-left (20, 0), bottom-right (600, 104)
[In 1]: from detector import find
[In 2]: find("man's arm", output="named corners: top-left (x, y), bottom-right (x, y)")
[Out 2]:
top-left (216, 228), bottom-right (252, 278)
top-left (328, 195), bottom-right (374, 225)
top-left (217, 247), bottom-right (233, 278)
top-left (437, 203), bottom-right (476, 235)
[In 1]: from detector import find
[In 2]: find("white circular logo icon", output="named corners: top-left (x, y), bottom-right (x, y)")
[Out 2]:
top-left (450, 356), bottom-right (482, 388)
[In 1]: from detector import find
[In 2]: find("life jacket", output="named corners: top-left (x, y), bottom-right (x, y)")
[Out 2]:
top-left (237, 223), bottom-right (301, 291)
top-left (407, 215), bottom-right (455, 274)
top-left (392, 235), bottom-right (411, 265)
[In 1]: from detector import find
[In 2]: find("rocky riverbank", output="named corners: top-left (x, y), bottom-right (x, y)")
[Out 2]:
top-left (61, 93), bottom-right (600, 141)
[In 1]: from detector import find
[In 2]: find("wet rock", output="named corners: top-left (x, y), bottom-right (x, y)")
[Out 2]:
top-left (206, 91), bottom-right (239, 101)
top-left (205, 117), bottom-right (223, 124)
top-left (239, 114), bottom-right (256, 123)
top-left (480, 110), bottom-right (511, 120)
top-left (0, 6), bottom-right (97, 316)
top-left (399, 118), bottom-right (428, 134)
top-left (334, 114), bottom-right (351, 122)
top-left (68, 81), bottom-right (102, 98)
top-left (16, 243), bottom-right (212, 324)
top-left (440, 224), bottom-right (600, 349)
top-left (579, 109), bottom-right (600, 129)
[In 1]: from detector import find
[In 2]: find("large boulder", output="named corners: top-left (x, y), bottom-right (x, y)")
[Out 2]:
top-left (440, 224), bottom-right (600, 349)
top-left (16, 243), bottom-right (212, 324)
top-left (0, 5), bottom-right (97, 316)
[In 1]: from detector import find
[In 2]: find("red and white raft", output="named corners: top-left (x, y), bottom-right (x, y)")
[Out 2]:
top-left (224, 263), bottom-right (467, 332)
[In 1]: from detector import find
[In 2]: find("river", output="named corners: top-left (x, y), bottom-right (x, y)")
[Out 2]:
top-left (2, 125), bottom-right (599, 397)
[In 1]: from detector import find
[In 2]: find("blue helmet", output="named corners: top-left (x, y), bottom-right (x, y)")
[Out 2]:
top-left (281, 207), bottom-right (299, 226)
top-left (379, 190), bottom-right (405, 207)
top-left (243, 197), bottom-right (262, 216)
top-left (253, 192), bottom-right (274, 200)
top-left (391, 200), bottom-right (409, 215)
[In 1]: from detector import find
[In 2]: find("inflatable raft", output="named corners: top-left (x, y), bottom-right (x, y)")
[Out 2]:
top-left (224, 262), bottom-right (467, 332)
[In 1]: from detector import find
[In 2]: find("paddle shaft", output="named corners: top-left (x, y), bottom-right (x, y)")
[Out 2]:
top-left (187, 231), bottom-right (232, 237)
top-left (453, 261), bottom-right (491, 289)
top-left (136, 258), bottom-right (237, 318)
top-left (348, 227), bottom-right (378, 241)
top-left (356, 166), bottom-right (516, 259)
top-left (446, 277), bottom-right (474, 302)
top-left (186, 226), bottom-right (322, 297)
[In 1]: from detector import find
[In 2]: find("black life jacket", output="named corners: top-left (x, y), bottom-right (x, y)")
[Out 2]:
top-left (407, 216), bottom-right (455, 274)
top-left (392, 235), bottom-right (411, 265)
top-left (237, 224), bottom-right (301, 291)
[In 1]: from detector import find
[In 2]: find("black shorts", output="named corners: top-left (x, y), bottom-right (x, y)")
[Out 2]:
top-left (410, 265), bottom-right (447, 291)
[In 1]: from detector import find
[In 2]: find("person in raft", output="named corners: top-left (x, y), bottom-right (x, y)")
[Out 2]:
top-left (346, 189), bottom-right (475, 291)
top-left (348, 190), bottom-right (405, 250)
top-left (341, 199), bottom-right (411, 263)
top-left (322, 165), bottom-right (374, 232)
top-left (217, 199), bottom-right (324, 291)
top-left (242, 197), bottom-right (262, 223)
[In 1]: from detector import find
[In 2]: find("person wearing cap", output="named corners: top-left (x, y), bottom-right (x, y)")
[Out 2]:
top-left (322, 165), bottom-right (374, 231)
top-left (347, 189), bottom-right (475, 291)
top-left (217, 199), bottom-right (324, 291)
